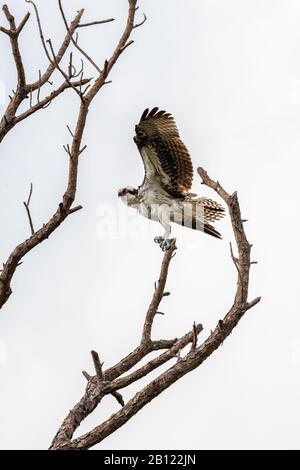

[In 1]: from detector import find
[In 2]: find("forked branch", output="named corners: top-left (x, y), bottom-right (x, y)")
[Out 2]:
top-left (50, 169), bottom-right (260, 450)
top-left (0, 0), bottom-right (142, 310)
top-left (0, 5), bottom-right (86, 142)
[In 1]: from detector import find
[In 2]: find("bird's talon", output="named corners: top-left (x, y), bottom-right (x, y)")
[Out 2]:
top-left (154, 236), bottom-right (163, 244)
top-left (160, 239), bottom-right (172, 251)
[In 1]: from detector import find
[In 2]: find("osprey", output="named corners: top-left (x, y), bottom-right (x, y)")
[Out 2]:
top-left (118, 107), bottom-right (225, 251)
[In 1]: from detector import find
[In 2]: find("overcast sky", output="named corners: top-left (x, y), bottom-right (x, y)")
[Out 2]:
top-left (0, 0), bottom-right (300, 450)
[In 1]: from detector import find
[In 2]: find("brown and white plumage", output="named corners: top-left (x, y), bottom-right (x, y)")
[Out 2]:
top-left (118, 107), bottom-right (225, 250)
top-left (134, 107), bottom-right (193, 198)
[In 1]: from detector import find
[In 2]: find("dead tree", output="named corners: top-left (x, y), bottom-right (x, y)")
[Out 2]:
top-left (0, 1), bottom-right (261, 451)
top-left (49, 168), bottom-right (260, 450)
top-left (0, 0), bottom-right (143, 309)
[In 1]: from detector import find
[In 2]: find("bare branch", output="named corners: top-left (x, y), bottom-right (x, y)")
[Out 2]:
top-left (82, 371), bottom-right (91, 381)
top-left (27, 6), bottom-right (83, 91)
top-left (66, 125), bottom-right (74, 138)
top-left (58, 0), bottom-right (101, 74)
top-left (0, 5), bottom-right (84, 144)
top-left (85, 0), bottom-right (139, 104)
top-left (229, 241), bottom-right (244, 296)
top-left (25, 1), bottom-right (60, 62)
top-left (90, 351), bottom-right (125, 407)
top-left (63, 144), bottom-right (71, 157)
top-left (120, 39), bottom-right (134, 53)
top-left (50, 165), bottom-right (260, 450)
top-left (111, 392), bottom-right (125, 407)
top-left (14, 78), bottom-right (90, 127)
top-left (91, 351), bottom-right (104, 381)
top-left (68, 205), bottom-right (83, 215)
top-left (101, 325), bottom-right (204, 395)
top-left (0, 5), bottom-right (29, 87)
top-left (142, 239), bottom-right (177, 344)
top-left (37, 70), bottom-right (42, 103)
top-left (78, 144), bottom-right (87, 155)
top-left (133, 13), bottom-right (147, 28)
top-left (0, 0), bottom-right (140, 311)
top-left (72, 59), bottom-right (84, 79)
top-left (245, 297), bottom-right (261, 310)
top-left (16, 11), bottom-right (31, 35)
top-left (26, 182), bottom-right (33, 207)
top-left (50, 250), bottom-right (195, 449)
top-left (198, 167), bottom-right (251, 303)
top-left (23, 183), bottom-right (34, 235)
top-left (191, 322), bottom-right (198, 350)
top-left (46, 38), bottom-right (83, 99)
top-left (78, 18), bottom-right (115, 28)
top-left (0, 25), bottom-right (10, 35)
top-left (25, 1), bottom-right (86, 101)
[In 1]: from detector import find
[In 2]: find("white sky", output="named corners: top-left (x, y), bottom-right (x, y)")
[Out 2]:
top-left (0, 0), bottom-right (300, 450)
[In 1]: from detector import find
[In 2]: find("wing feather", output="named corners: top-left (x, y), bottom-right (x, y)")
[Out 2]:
top-left (134, 108), bottom-right (193, 197)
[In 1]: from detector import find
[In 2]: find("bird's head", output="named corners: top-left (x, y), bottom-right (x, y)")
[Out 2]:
top-left (118, 186), bottom-right (139, 206)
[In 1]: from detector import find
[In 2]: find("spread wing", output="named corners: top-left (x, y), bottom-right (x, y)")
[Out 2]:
top-left (134, 107), bottom-right (193, 198)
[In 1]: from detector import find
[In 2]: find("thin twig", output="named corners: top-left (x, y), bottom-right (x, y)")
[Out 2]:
top-left (229, 241), bottom-right (244, 298)
top-left (72, 59), bottom-right (84, 79)
top-left (78, 144), bottom-right (87, 155)
top-left (63, 144), bottom-right (71, 157)
top-left (23, 183), bottom-right (35, 235)
top-left (77, 19), bottom-right (115, 28)
top-left (26, 5), bottom-right (83, 92)
top-left (14, 78), bottom-right (91, 126)
top-left (25, 1), bottom-right (83, 100)
top-left (191, 322), bottom-right (198, 350)
top-left (68, 205), bottom-right (83, 215)
top-left (37, 70), bottom-right (42, 103)
top-left (46, 39), bottom-right (83, 99)
top-left (26, 182), bottom-right (33, 206)
top-left (16, 12), bottom-right (31, 35)
top-left (90, 351), bottom-right (125, 407)
top-left (120, 39), bottom-right (134, 52)
top-left (111, 391), bottom-right (125, 407)
top-left (134, 13), bottom-right (147, 28)
top-left (0, 5), bottom-right (29, 87)
top-left (58, 0), bottom-right (101, 74)
top-left (82, 371), bottom-right (91, 381)
top-left (91, 351), bottom-right (104, 381)
top-left (66, 125), bottom-right (74, 137)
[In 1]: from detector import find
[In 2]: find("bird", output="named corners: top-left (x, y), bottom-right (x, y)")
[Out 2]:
top-left (118, 107), bottom-right (225, 251)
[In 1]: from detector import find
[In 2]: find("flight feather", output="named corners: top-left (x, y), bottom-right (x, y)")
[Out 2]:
top-left (134, 107), bottom-right (193, 198)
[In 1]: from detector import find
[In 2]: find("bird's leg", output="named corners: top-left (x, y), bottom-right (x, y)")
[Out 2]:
top-left (154, 225), bottom-right (172, 252)
top-left (154, 206), bottom-right (172, 251)
top-left (161, 226), bottom-right (172, 251)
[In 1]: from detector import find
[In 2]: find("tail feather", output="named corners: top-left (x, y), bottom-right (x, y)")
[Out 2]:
top-left (170, 213), bottom-right (223, 239)
top-left (170, 199), bottom-right (224, 239)
top-left (203, 222), bottom-right (222, 239)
